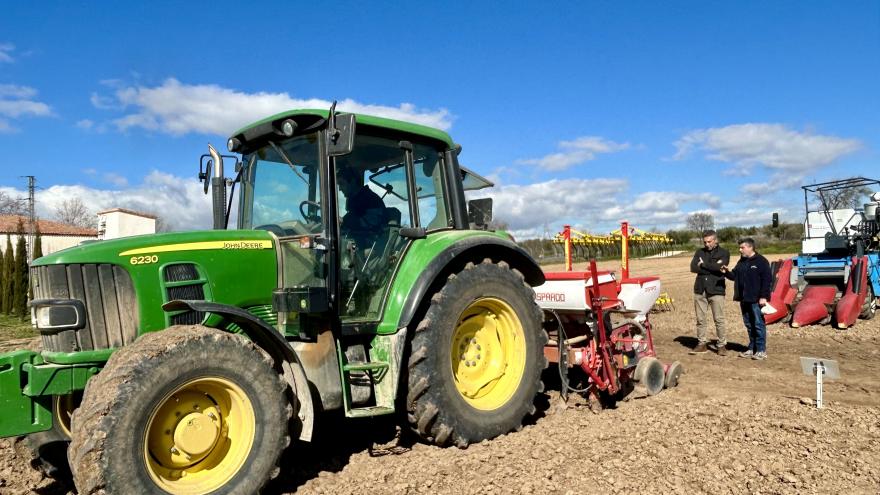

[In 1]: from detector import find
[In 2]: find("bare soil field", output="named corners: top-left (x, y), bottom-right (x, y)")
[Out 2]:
top-left (2, 254), bottom-right (879, 494)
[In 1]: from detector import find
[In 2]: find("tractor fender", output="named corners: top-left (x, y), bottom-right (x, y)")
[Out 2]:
top-left (397, 236), bottom-right (545, 330)
top-left (162, 300), bottom-right (314, 442)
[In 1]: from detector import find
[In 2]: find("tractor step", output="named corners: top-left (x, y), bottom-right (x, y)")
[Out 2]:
top-left (346, 406), bottom-right (395, 418)
top-left (343, 361), bottom-right (389, 372)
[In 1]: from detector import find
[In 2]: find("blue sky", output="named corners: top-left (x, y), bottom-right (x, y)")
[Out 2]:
top-left (1, 1), bottom-right (878, 236)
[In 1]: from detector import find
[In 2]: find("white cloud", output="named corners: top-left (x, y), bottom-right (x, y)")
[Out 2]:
top-left (90, 92), bottom-right (119, 110)
top-left (741, 173), bottom-right (805, 196)
top-left (76, 119), bottom-right (94, 130)
top-left (0, 84), bottom-right (35, 98)
top-left (0, 43), bottom-right (14, 63)
top-left (0, 84), bottom-right (53, 133)
top-left (715, 208), bottom-right (792, 228)
top-left (0, 99), bottom-right (52, 118)
top-left (103, 173), bottom-right (129, 187)
top-left (673, 123), bottom-right (861, 173)
top-left (90, 78), bottom-right (453, 136)
top-left (469, 178), bottom-right (633, 238)
top-left (0, 171), bottom-right (213, 231)
top-left (629, 191), bottom-right (721, 211)
top-left (517, 136), bottom-right (630, 171)
top-left (467, 179), bottom-right (727, 238)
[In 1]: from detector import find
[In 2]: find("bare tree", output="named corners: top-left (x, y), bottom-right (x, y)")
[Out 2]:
top-left (0, 191), bottom-right (26, 215)
top-left (54, 198), bottom-right (95, 228)
top-left (686, 212), bottom-right (715, 233)
top-left (154, 215), bottom-right (173, 233)
top-left (816, 178), bottom-right (874, 210)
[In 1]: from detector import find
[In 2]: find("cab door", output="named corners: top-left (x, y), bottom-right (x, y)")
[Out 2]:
top-left (333, 135), bottom-right (450, 323)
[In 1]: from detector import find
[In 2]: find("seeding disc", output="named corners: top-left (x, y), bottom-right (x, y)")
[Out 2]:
top-left (664, 361), bottom-right (684, 389)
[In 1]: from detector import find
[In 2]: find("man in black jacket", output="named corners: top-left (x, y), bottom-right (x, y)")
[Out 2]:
top-left (690, 230), bottom-right (730, 355)
top-left (722, 237), bottom-right (772, 360)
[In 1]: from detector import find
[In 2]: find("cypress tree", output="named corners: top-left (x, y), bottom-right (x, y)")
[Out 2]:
top-left (29, 227), bottom-right (41, 304)
top-left (32, 227), bottom-right (43, 260)
top-left (0, 247), bottom-right (4, 316)
top-left (2, 235), bottom-right (13, 315)
top-left (13, 219), bottom-right (28, 319)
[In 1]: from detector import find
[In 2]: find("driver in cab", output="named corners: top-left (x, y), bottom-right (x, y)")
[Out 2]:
top-left (337, 167), bottom-right (386, 249)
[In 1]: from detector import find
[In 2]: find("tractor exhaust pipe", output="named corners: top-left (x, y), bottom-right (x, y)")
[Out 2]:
top-left (208, 144), bottom-right (227, 230)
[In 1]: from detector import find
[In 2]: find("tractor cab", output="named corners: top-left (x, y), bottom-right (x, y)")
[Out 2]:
top-left (213, 109), bottom-right (479, 335)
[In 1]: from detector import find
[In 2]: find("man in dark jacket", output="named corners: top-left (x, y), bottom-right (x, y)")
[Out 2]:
top-left (690, 230), bottom-right (730, 355)
top-left (722, 237), bottom-right (772, 360)
top-left (338, 167), bottom-right (387, 249)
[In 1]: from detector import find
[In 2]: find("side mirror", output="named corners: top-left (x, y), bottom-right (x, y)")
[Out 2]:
top-left (468, 198), bottom-right (493, 229)
top-left (328, 114), bottom-right (356, 156)
top-left (199, 159), bottom-right (212, 194)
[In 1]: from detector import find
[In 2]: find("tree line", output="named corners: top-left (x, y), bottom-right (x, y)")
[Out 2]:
top-left (666, 212), bottom-right (803, 249)
top-left (0, 219), bottom-right (43, 321)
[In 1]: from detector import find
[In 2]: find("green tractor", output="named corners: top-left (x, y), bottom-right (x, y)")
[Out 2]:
top-left (0, 106), bottom-right (547, 494)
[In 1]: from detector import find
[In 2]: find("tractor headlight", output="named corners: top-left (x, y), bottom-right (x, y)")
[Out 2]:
top-left (29, 300), bottom-right (86, 331)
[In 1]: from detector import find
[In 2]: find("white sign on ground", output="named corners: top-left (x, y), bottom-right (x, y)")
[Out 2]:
top-left (799, 357), bottom-right (840, 409)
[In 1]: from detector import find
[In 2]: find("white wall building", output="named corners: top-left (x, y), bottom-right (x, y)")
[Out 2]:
top-left (0, 215), bottom-right (98, 259)
top-left (97, 208), bottom-right (157, 240)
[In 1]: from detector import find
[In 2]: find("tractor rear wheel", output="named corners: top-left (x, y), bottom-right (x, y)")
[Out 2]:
top-left (406, 259), bottom-right (547, 447)
top-left (68, 325), bottom-right (291, 495)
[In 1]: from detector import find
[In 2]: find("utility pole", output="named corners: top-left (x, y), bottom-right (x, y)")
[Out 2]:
top-left (22, 176), bottom-right (36, 262)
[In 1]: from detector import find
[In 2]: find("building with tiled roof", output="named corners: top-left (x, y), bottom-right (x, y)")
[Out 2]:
top-left (0, 215), bottom-right (98, 259)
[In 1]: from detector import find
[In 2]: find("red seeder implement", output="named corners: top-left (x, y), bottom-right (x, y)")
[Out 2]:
top-left (535, 259), bottom-right (682, 402)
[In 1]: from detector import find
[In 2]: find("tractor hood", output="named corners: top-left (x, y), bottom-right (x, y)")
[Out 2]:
top-left (32, 230), bottom-right (279, 334)
top-left (33, 230), bottom-right (276, 266)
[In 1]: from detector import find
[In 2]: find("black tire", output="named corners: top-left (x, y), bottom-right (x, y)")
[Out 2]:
top-left (406, 259), bottom-right (547, 447)
top-left (68, 325), bottom-right (291, 495)
top-left (860, 291), bottom-right (876, 320)
top-left (24, 426), bottom-right (70, 480)
top-left (634, 357), bottom-right (664, 396)
top-left (24, 394), bottom-right (79, 481)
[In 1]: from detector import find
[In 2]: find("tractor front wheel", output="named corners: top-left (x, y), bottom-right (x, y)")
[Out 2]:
top-left (406, 259), bottom-right (547, 447)
top-left (68, 325), bottom-right (291, 495)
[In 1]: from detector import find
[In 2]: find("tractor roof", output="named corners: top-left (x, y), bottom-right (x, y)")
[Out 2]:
top-left (232, 109), bottom-right (455, 149)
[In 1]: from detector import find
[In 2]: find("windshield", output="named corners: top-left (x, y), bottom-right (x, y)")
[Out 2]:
top-left (238, 133), bottom-right (323, 236)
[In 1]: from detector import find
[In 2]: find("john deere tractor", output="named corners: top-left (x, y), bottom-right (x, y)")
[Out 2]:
top-left (0, 107), bottom-right (547, 494)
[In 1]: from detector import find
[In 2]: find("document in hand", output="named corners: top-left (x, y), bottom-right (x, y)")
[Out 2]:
top-left (761, 304), bottom-right (777, 315)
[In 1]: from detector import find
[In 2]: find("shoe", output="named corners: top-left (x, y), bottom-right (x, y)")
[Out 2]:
top-left (738, 350), bottom-right (754, 358)
top-left (752, 352), bottom-right (767, 361)
top-left (689, 343), bottom-right (709, 354)
top-left (717, 345), bottom-right (728, 356)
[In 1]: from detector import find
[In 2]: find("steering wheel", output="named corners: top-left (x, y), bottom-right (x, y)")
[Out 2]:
top-left (299, 200), bottom-right (322, 224)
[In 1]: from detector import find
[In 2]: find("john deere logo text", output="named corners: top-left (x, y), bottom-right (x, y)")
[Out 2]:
top-left (223, 241), bottom-right (265, 249)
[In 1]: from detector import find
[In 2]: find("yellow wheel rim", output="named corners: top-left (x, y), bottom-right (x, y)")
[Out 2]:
top-left (53, 394), bottom-right (76, 438)
top-left (143, 377), bottom-right (255, 495)
top-left (450, 297), bottom-right (526, 411)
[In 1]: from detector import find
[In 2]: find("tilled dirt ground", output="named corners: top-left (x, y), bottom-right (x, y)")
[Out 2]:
top-left (2, 254), bottom-right (879, 494)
